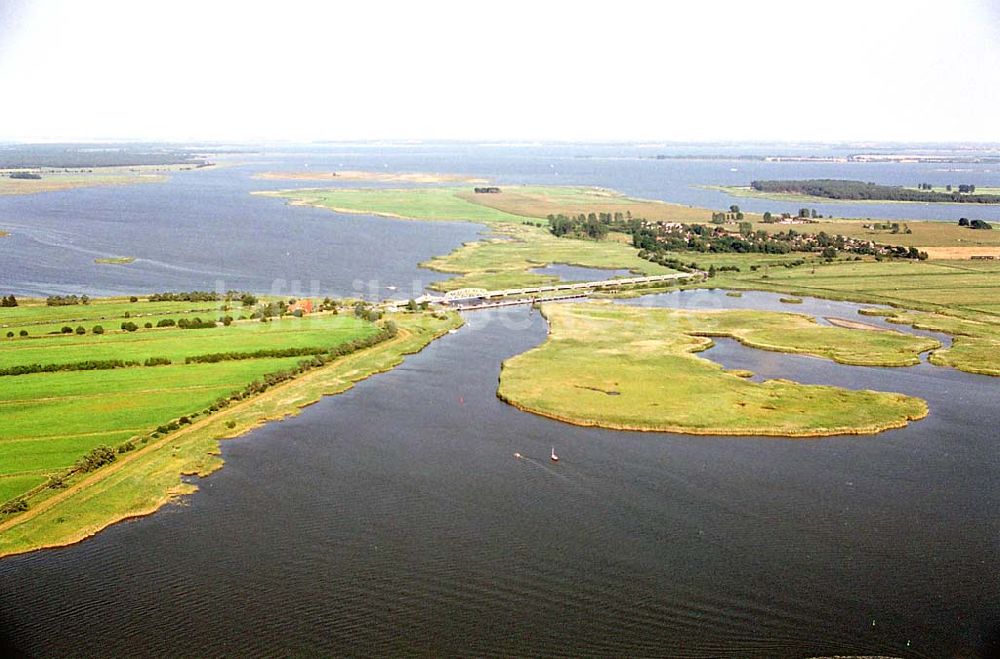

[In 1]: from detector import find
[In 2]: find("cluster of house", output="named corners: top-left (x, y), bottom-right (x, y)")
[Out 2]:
top-left (641, 220), bottom-right (907, 257)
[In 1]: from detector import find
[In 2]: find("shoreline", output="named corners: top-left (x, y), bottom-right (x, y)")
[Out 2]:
top-left (0, 312), bottom-right (463, 559)
top-left (496, 389), bottom-right (928, 438)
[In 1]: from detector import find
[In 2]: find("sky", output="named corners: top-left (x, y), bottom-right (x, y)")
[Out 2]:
top-left (0, 0), bottom-right (998, 143)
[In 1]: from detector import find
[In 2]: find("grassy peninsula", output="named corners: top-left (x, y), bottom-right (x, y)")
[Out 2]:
top-left (497, 303), bottom-right (931, 437)
top-left (262, 186), bottom-right (688, 291)
top-left (0, 301), bottom-right (461, 558)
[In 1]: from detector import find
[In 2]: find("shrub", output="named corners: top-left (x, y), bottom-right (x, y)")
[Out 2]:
top-left (156, 318), bottom-right (176, 328)
top-left (61, 326), bottom-right (73, 334)
top-left (18, 330), bottom-right (27, 337)
top-left (129, 296), bottom-right (138, 302)
top-left (93, 325), bottom-right (105, 334)
top-left (144, 322), bottom-right (153, 329)
top-left (5, 331), bottom-right (12, 338)
top-left (75, 325), bottom-right (86, 335)
top-left (143, 356), bottom-right (171, 367)
top-left (75, 445), bottom-right (116, 472)
top-left (120, 321), bottom-right (139, 332)
top-left (0, 498), bottom-right (28, 514)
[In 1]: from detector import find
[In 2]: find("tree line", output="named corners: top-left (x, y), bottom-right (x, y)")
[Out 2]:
top-left (750, 179), bottom-right (1000, 204)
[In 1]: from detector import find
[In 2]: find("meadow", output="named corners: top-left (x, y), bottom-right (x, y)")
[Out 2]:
top-left (0, 304), bottom-right (377, 507)
top-left (497, 303), bottom-right (930, 437)
top-left (261, 186), bottom-right (528, 224)
top-left (0, 311), bottom-right (461, 558)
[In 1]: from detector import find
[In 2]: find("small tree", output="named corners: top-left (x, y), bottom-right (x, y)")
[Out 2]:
top-left (19, 330), bottom-right (28, 337)
top-left (129, 296), bottom-right (138, 303)
top-left (61, 325), bottom-right (73, 334)
top-left (93, 325), bottom-right (105, 335)
top-left (75, 325), bottom-right (86, 335)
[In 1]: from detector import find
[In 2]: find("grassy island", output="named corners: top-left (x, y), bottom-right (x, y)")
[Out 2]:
top-left (0, 166), bottom-right (180, 196)
top-left (94, 256), bottom-right (135, 265)
top-left (497, 303), bottom-right (931, 437)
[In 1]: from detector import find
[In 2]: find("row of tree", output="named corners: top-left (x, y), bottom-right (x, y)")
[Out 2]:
top-left (958, 218), bottom-right (993, 230)
top-left (751, 179), bottom-right (1000, 204)
top-left (0, 358), bottom-right (143, 377)
top-left (46, 294), bottom-right (89, 306)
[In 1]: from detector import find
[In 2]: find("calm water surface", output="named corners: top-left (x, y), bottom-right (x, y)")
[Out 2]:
top-left (1, 299), bottom-right (997, 658)
top-left (1, 145), bottom-right (999, 657)
top-left (4, 143), bottom-right (1000, 297)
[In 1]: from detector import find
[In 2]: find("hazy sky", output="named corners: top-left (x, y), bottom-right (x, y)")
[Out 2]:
top-left (1, 0), bottom-right (998, 143)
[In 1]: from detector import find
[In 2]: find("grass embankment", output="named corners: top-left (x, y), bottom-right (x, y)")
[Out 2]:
top-left (0, 311), bottom-right (461, 558)
top-left (94, 257), bottom-right (135, 265)
top-left (497, 303), bottom-right (930, 437)
top-left (0, 302), bottom-right (378, 506)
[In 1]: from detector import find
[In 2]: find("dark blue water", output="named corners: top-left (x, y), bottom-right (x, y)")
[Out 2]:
top-left (4, 143), bottom-right (1000, 299)
top-left (1, 303), bottom-right (996, 658)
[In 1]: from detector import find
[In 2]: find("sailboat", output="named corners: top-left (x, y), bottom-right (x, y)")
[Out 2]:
top-left (550, 446), bottom-right (559, 462)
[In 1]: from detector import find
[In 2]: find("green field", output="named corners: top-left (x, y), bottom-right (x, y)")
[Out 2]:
top-left (0, 307), bottom-right (377, 506)
top-left (0, 313), bottom-right (375, 369)
top-left (497, 303), bottom-right (930, 437)
top-left (0, 311), bottom-right (461, 558)
top-left (261, 186), bottom-right (529, 224)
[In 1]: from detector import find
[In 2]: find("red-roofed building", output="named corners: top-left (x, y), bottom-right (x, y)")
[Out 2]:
top-left (289, 299), bottom-right (314, 314)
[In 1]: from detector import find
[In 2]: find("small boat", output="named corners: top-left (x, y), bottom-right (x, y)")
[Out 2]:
top-left (550, 447), bottom-right (559, 462)
top-left (513, 452), bottom-right (522, 459)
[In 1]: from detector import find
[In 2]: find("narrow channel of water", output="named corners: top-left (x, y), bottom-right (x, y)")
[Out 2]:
top-left (1, 299), bottom-right (997, 658)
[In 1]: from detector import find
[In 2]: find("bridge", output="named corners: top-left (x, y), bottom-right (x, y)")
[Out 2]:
top-left (409, 271), bottom-right (703, 310)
